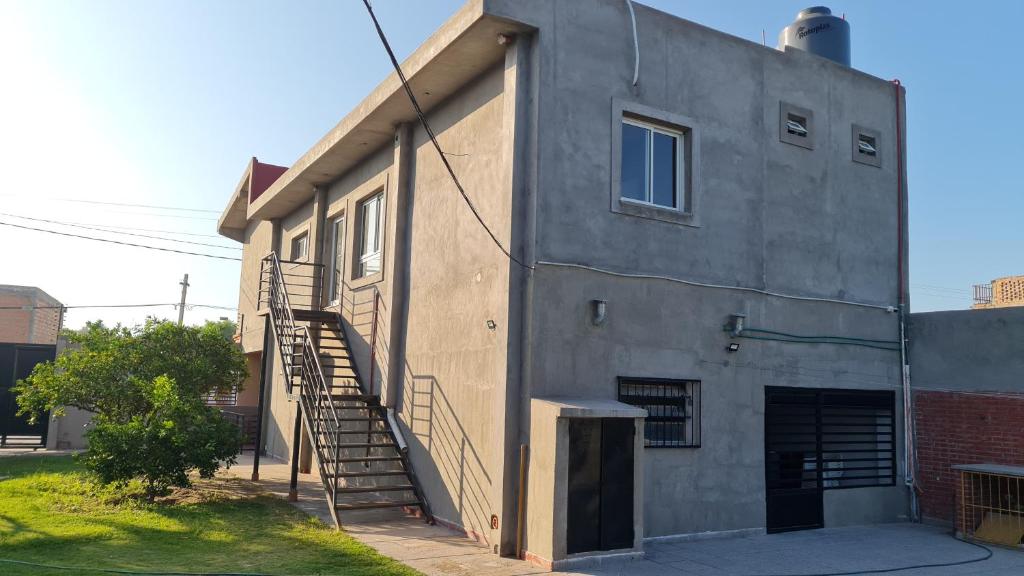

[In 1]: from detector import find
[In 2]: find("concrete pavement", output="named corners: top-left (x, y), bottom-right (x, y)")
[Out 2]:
top-left (226, 453), bottom-right (1024, 575)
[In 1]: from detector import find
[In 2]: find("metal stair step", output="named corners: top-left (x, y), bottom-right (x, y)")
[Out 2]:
top-left (325, 395), bottom-right (378, 402)
top-left (321, 442), bottom-right (396, 449)
top-left (335, 485), bottom-right (416, 494)
top-left (333, 455), bottom-right (404, 463)
top-left (333, 470), bottom-right (410, 478)
top-left (332, 417), bottom-right (387, 422)
top-left (291, 309), bottom-right (337, 322)
top-left (334, 500), bottom-right (421, 511)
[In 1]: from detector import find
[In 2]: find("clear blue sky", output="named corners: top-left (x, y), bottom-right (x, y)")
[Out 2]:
top-left (1, 0), bottom-right (1020, 327)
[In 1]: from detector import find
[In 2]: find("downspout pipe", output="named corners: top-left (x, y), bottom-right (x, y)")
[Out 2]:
top-left (892, 78), bottom-right (918, 521)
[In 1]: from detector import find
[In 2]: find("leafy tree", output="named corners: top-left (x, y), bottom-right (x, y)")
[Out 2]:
top-left (15, 319), bottom-right (248, 500)
top-left (204, 318), bottom-right (238, 342)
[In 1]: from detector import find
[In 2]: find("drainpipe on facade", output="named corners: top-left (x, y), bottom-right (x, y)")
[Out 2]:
top-left (892, 79), bottom-right (918, 522)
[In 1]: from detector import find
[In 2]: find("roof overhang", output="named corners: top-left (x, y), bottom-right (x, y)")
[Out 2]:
top-left (217, 160), bottom-right (253, 242)
top-left (240, 0), bottom-right (535, 222)
top-left (218, 157), bottom-right (288, 241)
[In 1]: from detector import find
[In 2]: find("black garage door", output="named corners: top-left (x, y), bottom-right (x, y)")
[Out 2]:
top-left (765, 387), bottom-right (896, 533)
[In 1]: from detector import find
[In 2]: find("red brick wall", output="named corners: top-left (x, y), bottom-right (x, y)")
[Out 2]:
top-left (0, 292), bottom-right (60, 345)
top-left (914, 389), bottom-right (1024, 523)
top-left (0, 293), bottom-right (33, 343)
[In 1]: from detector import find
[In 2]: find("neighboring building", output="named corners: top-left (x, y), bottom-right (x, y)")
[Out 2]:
top-left (0, 285), bottom-right (63, 345)
top-left (908, 307), bottom-right (1024, 526)
top-left (219, 1), bottom-right (909, 568)
top-left (972, 275), bottom-right (1024, 309)
top-left (0, 285), bottom-right (64, 448)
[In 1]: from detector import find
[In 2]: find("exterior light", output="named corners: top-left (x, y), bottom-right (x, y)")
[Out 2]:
top-left (726, 342), bottom-right (741, 353)
top-left (590, 299), bottom-right (607, 326)
top-left (724, 313), bottom-right (746, 337)
top-left (486, 320), bottom-right (497, 330)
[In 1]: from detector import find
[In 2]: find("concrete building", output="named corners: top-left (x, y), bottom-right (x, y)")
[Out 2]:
top-left (218, 1), bottom-right (910, 568)
top-left (972, 275), bottom-right (1024, 309)
top-left (0, 285), bottom-right (63, 345)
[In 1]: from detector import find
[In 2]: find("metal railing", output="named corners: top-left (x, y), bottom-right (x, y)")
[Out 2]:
top-left (973, 283), bottom-right (993, 306)
top-left (260, 257), bottom-right (325, 313)
top-left (367, 288), bottom-right (381, 396)
top-left (260, 254), bottom-right (327, 389)
top-left (295, 324), bottom-right (343, 511)
top-left (258, 253), bottom-right (429, 521)
top-left (260, 253), bottom-right (342, 510)
top-left (957, 465), bottom-right (1024, 546)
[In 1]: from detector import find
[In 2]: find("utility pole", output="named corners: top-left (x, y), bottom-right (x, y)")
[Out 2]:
top-left (178, 273), bottom-right (189, 326)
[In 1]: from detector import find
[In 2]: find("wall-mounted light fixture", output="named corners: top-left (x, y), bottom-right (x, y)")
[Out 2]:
top-left (726, 342), bottom-right (741, 353)
top-left (724, 313), bottom-right (746, 337)
top-left (590, 299), bottom-right (607, 326)
top-left (486, 320), bottom-right (497, 330)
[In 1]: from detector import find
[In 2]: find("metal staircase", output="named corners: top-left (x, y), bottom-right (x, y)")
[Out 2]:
top-left (259, 253), bottom-right (431, 527)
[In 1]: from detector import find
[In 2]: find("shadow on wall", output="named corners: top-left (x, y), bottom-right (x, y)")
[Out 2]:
top-left (335, 286), bottom-right (391, 396)
top-left (401, 373), bottom-right (493, 542)
top-left (332, 289), bottom-right (493, 538)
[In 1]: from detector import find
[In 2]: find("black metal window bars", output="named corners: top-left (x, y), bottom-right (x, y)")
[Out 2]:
top-left (618, 377), bottom-right (701, 448)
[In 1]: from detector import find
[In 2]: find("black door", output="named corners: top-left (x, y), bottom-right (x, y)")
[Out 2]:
top-left (567, 418), bottom-right (635, 554)
top-left (1, 344), bottom-right (55, 447)
top-left (765, 387), bottom-right (823, 533)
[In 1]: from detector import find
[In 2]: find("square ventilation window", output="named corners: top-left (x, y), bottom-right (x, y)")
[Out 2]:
top-left (852, 125), bottom-right (881, 167)
top-left (780, 102), bottom-right (814, 149)
top-left (786, 114), bottom-right (809, 137)
top-left (858, 135), bottom-right (877, 156)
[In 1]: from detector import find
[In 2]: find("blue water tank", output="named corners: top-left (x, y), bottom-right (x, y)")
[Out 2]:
top-left (777, 7), bottom-right (851, 67)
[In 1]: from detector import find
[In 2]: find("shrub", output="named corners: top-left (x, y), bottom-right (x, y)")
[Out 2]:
top-left (15, 319), bottom-right (248, 500)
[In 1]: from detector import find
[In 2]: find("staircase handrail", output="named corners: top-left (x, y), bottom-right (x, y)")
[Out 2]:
top-left (296, 325), bottom-right (341, 432)
top-left (262, 252), bottom-right (300, 384)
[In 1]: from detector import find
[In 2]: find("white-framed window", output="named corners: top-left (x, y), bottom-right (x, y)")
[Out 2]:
top-left (290, 232), bottom-right (308, 261)
top-left (620, 118), bottom-right (683, 210)
top-left (327, 216), bottom-right (346, 303)
top-left (357, 192), bottom-right (383, 278)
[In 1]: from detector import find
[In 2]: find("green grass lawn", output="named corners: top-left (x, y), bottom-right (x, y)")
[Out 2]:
top-left (0, 455), bottom-right (420, 576)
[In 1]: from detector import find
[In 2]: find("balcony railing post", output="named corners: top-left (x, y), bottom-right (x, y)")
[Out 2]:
top-left (368, 288), bottom-right (380, 397)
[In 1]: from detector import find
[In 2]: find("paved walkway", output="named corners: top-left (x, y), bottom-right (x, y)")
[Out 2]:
top-left (613, 523), bottom-right (1023, 576)
top-left (225, 453), bottom-right (546, 575)
top-left (225, 454), bottom-right (1024, 575)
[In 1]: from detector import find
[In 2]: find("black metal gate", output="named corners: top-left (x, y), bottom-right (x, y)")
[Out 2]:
top-left (765, 386), bottom-right (897, 533)
top-left (567, 418), bottom-right (634, 554)
top-left (765, 387), bottom-right (823, 533)
top-left (0, 343), bottom-right (55, 448)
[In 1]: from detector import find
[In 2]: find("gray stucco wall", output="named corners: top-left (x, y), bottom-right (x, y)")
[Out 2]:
top-left (908, 307), bottom-right (1024, 393)
top-left (488, 0), bottom-right (910, 537)
top-left (398, 62), bottom-right (511, 540)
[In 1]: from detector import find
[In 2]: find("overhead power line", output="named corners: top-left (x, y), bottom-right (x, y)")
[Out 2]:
top-left (58, 198), bottom-right (221, 213)
top-left (0, 220), bottom-right (242, 262)
top-left (360, 0), bottom-right (533, 271)
top-left (0, 303), bottom-right (237, 311)
top-left (102, 210), bottom-right (218, 222)
top-left (52, 221), bottom-right (225, 239)
top-left (0, 195), bottom-right (222, 214)
top-left (0, 213), bottom-right (240, 250)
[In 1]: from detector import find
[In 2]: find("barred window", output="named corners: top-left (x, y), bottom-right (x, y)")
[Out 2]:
top-left (617, 377), bottom-right (700, 448)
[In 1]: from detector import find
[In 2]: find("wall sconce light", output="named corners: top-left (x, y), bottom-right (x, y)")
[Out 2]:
top-left (486, 320), bottom-right (497, 330)
top-left (724, 313), bottom-right (746, 337)
top-left (590, 299), bottom-right (607, 326)
top-left (726, 342), bottom-right (741, 353)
